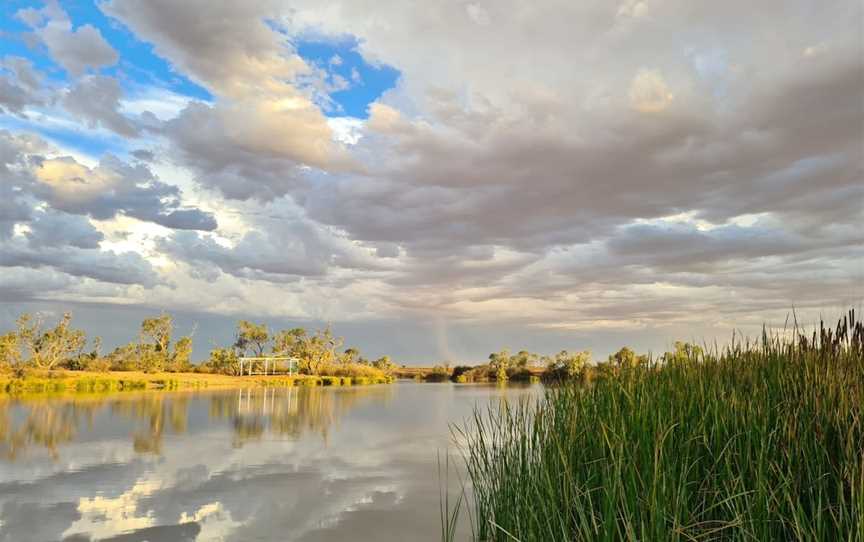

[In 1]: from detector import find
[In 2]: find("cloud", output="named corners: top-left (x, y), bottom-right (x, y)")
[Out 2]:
top-left (122, 0), bottom-right (860, 338)
top-left (0, 57), bottom-right (48, 116)
top-left (607, 222), bottom-right (816, 270)
top-left (628, 69), bottom-right (675, 112)
top-left (1, 240), bottom-right (160, 288)
top-left (157, 200), bottom-right (391, 283)
top-left (0, 0), bottom-right (861, 358)
top-left (0, 176), bottom-right (162, 290)
top-left (0, 130), bottom-right (216, 301)
top-left (130, 149), bottom-right (155, 162)
top-left (26, 209), bottom-right (104, 249)
top-left (0, 75), bottom-right (38, 116)
top-left (0, 211), bottom-right (160, 292)
top-left (29, 154), bottom-right (217, 231)
top-left (0, 179), bottom-right (32, 239)
top-left (102, 0), bottom-right (298, 98)
top-left (158, 230), bottom-right (328, 282)
top-left (102, 0), bottom-right (352, 201)
top-left (18, 1), bottom-right (118, 77)
top-left (64, 75), bottom-right (141, 137)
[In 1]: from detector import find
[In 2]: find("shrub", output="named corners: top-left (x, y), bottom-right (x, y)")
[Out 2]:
top-left (317, 362), bottom-right (388, 379)
top-left (425, 365), bottom-right (450, 382)
top-left (450, 365), bottom-right (474, 382)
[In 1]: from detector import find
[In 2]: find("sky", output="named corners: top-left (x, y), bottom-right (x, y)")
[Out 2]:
top-left (0, 0), bottom-right (861, 364)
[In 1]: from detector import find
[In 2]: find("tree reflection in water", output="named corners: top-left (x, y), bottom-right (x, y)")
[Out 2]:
top-left (111, 394), bottom-right (191, 454)
top-left (211, 385), bottom-right (393, 447)
top-left (0, 398), bottom-right (99, 460)
top-left (0, 385), bottom-right (393, 461)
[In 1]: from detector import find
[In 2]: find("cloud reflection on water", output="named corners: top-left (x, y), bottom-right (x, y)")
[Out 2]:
top-left (0, 383), bottom-right (538, 541)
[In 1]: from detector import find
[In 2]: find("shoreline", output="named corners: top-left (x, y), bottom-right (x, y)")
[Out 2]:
top-left (0, 370), bottom-right (394, 396)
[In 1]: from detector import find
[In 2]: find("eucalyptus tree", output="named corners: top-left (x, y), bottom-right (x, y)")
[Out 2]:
top-left (0, 331), bottom-right (21, 371)
top-left (169, 336), bottom-right (193, 372)
top-left (136, 314), bottom-right (193, 372)
top-left (206, 348), bottom-right (239, 375)
top-left (298, 325), bottom-right (343, 375)
top-left (272, 328), bottom-right (306, 357)
top-left (547, 349), bottom-right (591, 379)
top-left (488, 349), bottom-right (512, 381)
top-left (373, 355), bottom-right (395, 372)
top-left (234, 320), bottom-right (270, 357)
top-left (16, 313), bottom-right (86, 370)
top-left (342, 347), bottom-right (361, 364)
top-left (141, 314), bottom-right (173, 356)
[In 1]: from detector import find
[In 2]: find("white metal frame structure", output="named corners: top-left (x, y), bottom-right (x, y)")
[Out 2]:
top-left (237, 356), bottom-right (299, 376)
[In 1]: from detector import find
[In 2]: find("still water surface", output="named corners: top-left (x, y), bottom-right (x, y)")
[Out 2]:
top-left (0, 382), bottom-right (539, 542)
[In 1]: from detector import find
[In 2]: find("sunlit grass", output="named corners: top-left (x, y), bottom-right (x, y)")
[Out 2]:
top-left (450, 311), bottom-right (864, 541)
top-left (0, 369), bottom-right (392, 396)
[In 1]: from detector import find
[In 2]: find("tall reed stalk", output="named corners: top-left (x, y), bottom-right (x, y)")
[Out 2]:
top-left (452, 311), bottom-right (864, 541)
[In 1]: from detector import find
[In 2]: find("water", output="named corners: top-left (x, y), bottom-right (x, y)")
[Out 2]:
top-left (0, 382), bottom-right (540, 542)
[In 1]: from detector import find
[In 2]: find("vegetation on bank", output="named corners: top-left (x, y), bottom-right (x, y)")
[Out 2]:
top-left (447, 312), bottom-right (864, 541)
top-left (0, 370), bottom-right (391, 396)
top-left (0, 312), bottom-right (394, 393)
top-left (202, 319), bottom-right (395, 378)
top-left (409, 345), bottom-right (658, 383)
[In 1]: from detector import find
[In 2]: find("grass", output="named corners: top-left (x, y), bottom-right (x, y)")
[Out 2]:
top-left (448, 312), bottom-right (864, 541)
top-left (0, 369), bottom-right (393, 396)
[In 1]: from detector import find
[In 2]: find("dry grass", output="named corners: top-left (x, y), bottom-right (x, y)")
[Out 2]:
top-left (0, 369), bottom-right (391, 396)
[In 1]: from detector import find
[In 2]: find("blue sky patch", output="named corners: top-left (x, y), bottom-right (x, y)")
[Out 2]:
top-left (2, 2), bottom-right (397, 119)
top-left (296, 38), bottom-right (399, 119)
top-left (0, 0), bottom-right (211, 100)
top-left (0, 1), bottom-right (56, 74)
top-left (0, 114), bottom-right (126, 158)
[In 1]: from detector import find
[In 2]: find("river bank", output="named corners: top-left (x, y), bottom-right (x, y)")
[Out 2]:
top-left (0, 369), bottom-right (394, 396)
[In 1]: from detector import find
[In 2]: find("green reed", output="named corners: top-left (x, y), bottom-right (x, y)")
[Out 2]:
top-left (450, 311), bottom-right (864, 541)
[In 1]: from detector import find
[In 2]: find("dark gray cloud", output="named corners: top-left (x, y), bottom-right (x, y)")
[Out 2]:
top-left (0, 56), bottom-right (48, 116)
top-left (63, 75), bottom-right (141, 137)
top-left (0, 203), bottom-right (160, 288)
top-left (0, 131), bottom-right (206, 296)
top-left (21, 151), bottom-right (217, 232)
top-left (130, 149), bottom-right (155, 162)
top-left (1, 243), bottom-right (160, 288)
top-left (0, 181), bottom-right (31, 239)
top-left (607, 223), bottom-right (807, 269)
top-left (26, 209), bottom-right (104, 249)
top-left (303, 48), bottom-right (863, 256)
top-left (157, 207), bottom-right (389, 283)
top-left (162, 102), bottom-right (312, 201)
top-left (159, 230), bottom-right (326, 282)
top-left (3, 56), bottom-right (41, 91)
top-left (0, 130), bottom-right (217, 230)
top-left (0, 75), bottom-right (38, 116)
top-left (0, 267), bottom-right (78, 302)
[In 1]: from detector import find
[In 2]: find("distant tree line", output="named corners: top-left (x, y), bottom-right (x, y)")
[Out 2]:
top-left (0, 312), bottom-right (396, 378)
top-left (0, 312), bottom-right (192, 375)
top-left (423, 343), bottom-right (703, 383)
top-left (202, 319), bottom-right (395, 377)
